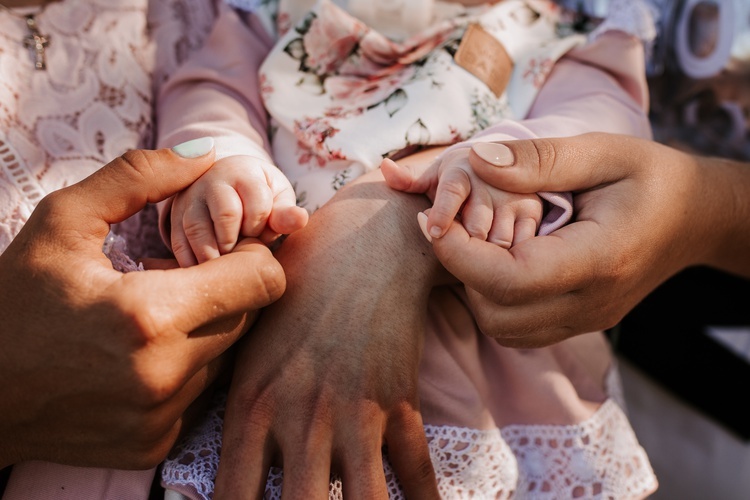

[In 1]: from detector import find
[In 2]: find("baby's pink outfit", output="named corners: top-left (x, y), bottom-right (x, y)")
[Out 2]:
top-left (160, 1), bottom-right (659, 499)
top-left (2, 0), bottom-right (660, 499)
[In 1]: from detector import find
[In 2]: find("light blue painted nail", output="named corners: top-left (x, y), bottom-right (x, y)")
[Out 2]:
top-left (171, 137), bottom-right (214, 158)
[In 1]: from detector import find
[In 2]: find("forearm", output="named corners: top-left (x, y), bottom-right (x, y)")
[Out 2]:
top-left (697, 157), bottom-right (750, 278)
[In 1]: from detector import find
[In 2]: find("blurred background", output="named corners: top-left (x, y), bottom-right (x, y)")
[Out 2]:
top-left (595, 0), bottom-right (750, 498)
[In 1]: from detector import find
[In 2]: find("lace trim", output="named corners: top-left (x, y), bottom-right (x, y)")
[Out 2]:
top-left (0, 137), bottom-right (45, 206)
top-left (162, 396), bottom-right (657, 499)
top-left (0, 0), bottom-right (217, 260)
top-left (502, 400), bottom-right (657, 499)
top-left (0, 134), bottom-right (43, 251)
top-left (262, 425), bottom-right (520, 500)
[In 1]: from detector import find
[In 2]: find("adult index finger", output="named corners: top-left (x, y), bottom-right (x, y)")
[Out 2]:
top-left (111, 237), bottom-right (285, 360)
top-left (469, 133), bottom-right (650, 194)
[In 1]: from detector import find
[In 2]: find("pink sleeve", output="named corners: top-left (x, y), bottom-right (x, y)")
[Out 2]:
top-left (155, 5), bottom-right (274, 245)
top-left (445, 31), bottom-right (651, 234)
top-left (460, 31), bottom-right (651, 144)
top-left (523, 31), bottom-right (650, 139)
top-left (156, 4), bottom-right (274, 157)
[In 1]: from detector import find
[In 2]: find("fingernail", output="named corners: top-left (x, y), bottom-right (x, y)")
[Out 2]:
top-left (172, 137), bottom-right (214, 158)
top-left (472, 142), bottom-right (514, 167)
top-left (417, 212), bottom-right (432, 243)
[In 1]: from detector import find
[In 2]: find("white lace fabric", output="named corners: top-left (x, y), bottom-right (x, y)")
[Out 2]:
top-left (163, 371), bottom-right (657, 499)
top-left (1, 1), bottom-right (659, 498)
top-left (0, 0), bottom-right (216, 258)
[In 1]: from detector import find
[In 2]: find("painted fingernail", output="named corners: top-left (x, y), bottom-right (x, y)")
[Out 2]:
top-left (417, 212), bottom-right (432, 243)
top-left (472, 142), bottom-right (514, 167)
top-left (172, 137), bottom-right (215, 158)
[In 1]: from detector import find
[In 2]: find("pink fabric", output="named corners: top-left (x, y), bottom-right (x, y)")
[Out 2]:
top-left (156, 5), bottom-right (273, 155)
top-left (1, 2), bottom-right (657, 499)
top-left (158, 4), bottom-right (657, 499)
top-left (3, 463), bottom-right (155, 500)
top-left (419, 289), bottom-right (611, 430)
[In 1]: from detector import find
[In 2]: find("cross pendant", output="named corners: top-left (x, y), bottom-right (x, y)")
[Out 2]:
top-left (21, 14), bottom-right (50, 71)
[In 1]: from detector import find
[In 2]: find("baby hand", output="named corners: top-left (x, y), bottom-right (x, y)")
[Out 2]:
top-left (382, 147), bottom-right (542, 248)
top-left (168, 155), bottom-right (308, 267)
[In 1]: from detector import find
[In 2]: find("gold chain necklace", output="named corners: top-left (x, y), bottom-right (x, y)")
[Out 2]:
top-left (0, 1), bottom-right (51, 70)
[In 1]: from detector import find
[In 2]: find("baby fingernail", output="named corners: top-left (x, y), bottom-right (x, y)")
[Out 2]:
top-left (172, 137), bottom-right (215, 158)
top-left (472, 142), bottom-right (514, 167)
top-left (417, 212), bottom-right (432, 243)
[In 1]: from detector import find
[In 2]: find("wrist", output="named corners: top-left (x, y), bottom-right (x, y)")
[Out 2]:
top-left (277, 170), bottom-right (446, 305)
top-left (699, 157), bottom-right (750, 277)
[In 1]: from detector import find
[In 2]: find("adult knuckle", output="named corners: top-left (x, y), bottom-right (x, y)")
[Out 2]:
top-left (485, 271), bottom-right (519, 304)
top-left (117, 296), bottom-right (167, 345)
top-left (410, 455), bottom-right (437, 486)
top-left (228, 394), bottom-right (279, 432)
top-left (131, 355), bottom-right (185, 408)
top-left (529, 138), bottom-right (558, 183)
top-left (119, 149), bottom-right (154, 174)
top-left (390, 401), bottom-right (421, 427)
top-left (473, 310), bottom-right (499, 338)
top-left (35, 189), bottom-right (63, 215)
top-left (30, 191), bottom-right (72, 234)
top-left (108, 301), bottom-right (182, 406)
top-left (253, 259), bottom-right (286, 304)
top-left (136, 371), bottom-right (182, 407)
top-left (118, 149), bottom-right (155, 185)
top-left (349, 400), bottom-right (381, 428)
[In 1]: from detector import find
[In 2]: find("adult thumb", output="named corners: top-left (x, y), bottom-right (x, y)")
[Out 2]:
top-left (67, 137), bottom-right (216, 226)
top-left (468, 132), bottom-right (647, 194)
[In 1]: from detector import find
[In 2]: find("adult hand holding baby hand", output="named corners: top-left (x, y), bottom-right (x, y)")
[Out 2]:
top-left (430, 133), bottom-right (749, 347)
top-left (0, 139), bottom-right (286, 469)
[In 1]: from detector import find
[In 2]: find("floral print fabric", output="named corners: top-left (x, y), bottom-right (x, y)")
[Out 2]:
top-left (256, 0), bottom-right (583, 211)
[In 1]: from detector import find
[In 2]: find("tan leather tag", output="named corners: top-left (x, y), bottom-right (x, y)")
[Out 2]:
top-left (454, 23), bottom-right (513, 97)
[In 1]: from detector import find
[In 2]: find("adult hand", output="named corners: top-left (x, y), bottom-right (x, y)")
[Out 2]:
top-left (214, 169), bottom-right (443, 499)
top-left (427, 133), bottom-right (750, 347)
top-left (0, 140), bottom-right (285, 470)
